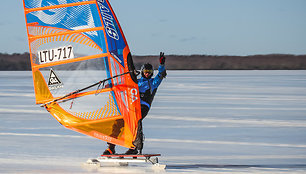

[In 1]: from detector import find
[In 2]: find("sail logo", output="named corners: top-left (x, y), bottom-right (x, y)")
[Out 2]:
top-left (131, 88), bottom-right (138, 103)
top-left (29, 0), bottom-right (97, 36)
top-left (31, 0), bottom-right (67, 25)
top-left (47, 69), bottom-right (63, 90)
top-left (97, 0), bottom-right (120, 40)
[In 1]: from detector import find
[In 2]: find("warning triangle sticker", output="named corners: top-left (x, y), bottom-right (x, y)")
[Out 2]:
top-left (48, 69), bottom-right (62, 86)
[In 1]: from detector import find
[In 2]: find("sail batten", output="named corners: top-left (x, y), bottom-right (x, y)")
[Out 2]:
top-left (24, 0), bottom-right (96, 13)
top-left (22, 0), bottom-right (141, 148)
top-left (33, 53), bottom-right (108, 69)
top-left (28, 27), bottom-right (105, 40)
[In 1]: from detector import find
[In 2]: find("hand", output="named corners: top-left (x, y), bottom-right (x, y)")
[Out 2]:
top-left (134, 70), bottom-right (140, 76)
top-left (159, 52), bottom-right (166, 65)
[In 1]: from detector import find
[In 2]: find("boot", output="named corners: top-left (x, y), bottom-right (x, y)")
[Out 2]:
top-left (103, 144), bottom-right (116, 155)
top-left (125, 148), bottom-right (138, 155)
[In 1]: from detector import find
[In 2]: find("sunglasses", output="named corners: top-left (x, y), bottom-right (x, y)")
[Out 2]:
top-left (143, 69), bottom-right (153, 74)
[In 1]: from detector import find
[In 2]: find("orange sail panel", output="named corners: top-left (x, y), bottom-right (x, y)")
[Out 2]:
top-left (22, 0), bottom-right (141, 148)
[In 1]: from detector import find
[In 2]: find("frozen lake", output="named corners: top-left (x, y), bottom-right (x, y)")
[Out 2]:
top-left (1, 70), bottom-right (306, 173)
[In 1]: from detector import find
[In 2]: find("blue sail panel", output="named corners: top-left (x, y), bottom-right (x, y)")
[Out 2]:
top-left (96, 0), bottom-right (126, 67)
top-left (25, 0), bottom-right (107, 52)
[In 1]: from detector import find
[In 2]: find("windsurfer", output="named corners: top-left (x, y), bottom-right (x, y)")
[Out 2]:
top-left (103, 52), bottom-right (167, 155)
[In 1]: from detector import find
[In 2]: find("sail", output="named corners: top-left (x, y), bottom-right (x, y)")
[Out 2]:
top-left (22, 0), bottom-right (141, 148)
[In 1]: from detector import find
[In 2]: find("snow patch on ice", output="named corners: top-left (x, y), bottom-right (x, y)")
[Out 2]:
top-left (149, 115), bottom-right (306, 127)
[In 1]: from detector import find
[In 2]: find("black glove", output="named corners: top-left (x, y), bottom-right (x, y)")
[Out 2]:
top-left (159, 52), bottom-right (166, 65)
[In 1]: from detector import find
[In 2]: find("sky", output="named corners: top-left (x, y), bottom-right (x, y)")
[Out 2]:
top-left (1, 0), bottom-right (306, 56)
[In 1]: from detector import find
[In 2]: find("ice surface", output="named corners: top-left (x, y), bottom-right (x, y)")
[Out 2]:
top-left (1, 70), bottom-right (306, 173)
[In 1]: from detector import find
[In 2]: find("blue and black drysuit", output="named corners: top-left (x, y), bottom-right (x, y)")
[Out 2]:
top-left (107, 64), bottom-right (166, 153)
top-left (132, 65), bottom-right (166, 152)
top-left (104, 53), bottom-right (166, 155)
top-left (138, 65), bottom-right (166, 119)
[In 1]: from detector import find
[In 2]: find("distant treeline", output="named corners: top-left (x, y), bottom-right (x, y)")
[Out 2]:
top-left (1, 52), bottom-right (306, 70)
top-left (0, 53), bottom-right (32, 71)
top-left (133, 54), bottom-right (306, 70)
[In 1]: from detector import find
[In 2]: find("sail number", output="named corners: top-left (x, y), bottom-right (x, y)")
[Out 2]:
top-left (38, 45), bottom-right (74, 64)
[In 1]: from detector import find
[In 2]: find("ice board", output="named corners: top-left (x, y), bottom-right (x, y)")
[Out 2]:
top-left (85, 154), bottom-right (166, 169)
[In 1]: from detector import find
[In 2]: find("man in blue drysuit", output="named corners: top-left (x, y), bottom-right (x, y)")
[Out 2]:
top-left (103, 52), bottom-right (167, 155)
